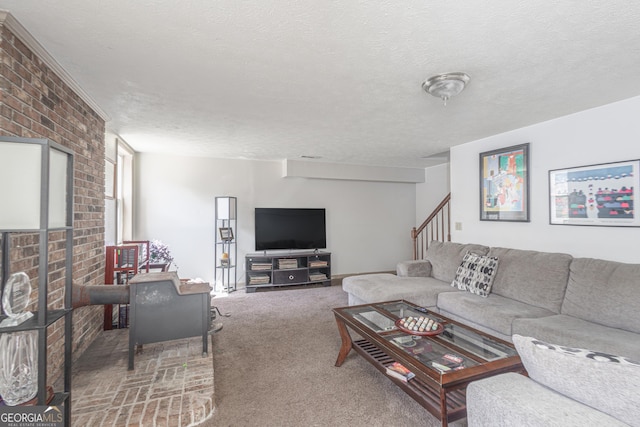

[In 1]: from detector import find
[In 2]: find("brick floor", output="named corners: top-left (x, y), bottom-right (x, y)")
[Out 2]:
top-left (69, 329), bottom-right (215, 427)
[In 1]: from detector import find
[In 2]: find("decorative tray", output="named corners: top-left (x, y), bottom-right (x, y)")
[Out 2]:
top-left (395, 316), bottom-right (444, 336)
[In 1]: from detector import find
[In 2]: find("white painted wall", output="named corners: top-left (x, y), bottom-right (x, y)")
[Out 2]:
top-left (450, 96), bottom-right (640, 263)
top-left (131, 94), bottom-right (640, 288)
top-left (133, 155), bottom-right (417, 285)
top-left (416, 163), bottom-right (450, 225)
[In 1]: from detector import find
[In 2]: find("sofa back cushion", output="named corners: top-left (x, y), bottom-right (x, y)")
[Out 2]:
top-left (562, 258), bottom-right (640, 333)
top-left (488, 247), bottom-right (572, 312)
top-left (425, 241), bottom-right (489, 282)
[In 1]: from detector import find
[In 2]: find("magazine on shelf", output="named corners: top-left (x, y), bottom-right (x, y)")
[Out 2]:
top-left (249, 274), bottom-right (270, 285)
top-left (251, 263), bottom-right (272, 271)
top-left (278, 259), bottom-right (298, 269)
top-left (309, 260), bottom-right (328, 267)
top-left (385, 362), bottom-right (415, 382)
top-left (309, 272), bottom-right (327, 281)
top-left (431, 353), bottom-right (465, 372)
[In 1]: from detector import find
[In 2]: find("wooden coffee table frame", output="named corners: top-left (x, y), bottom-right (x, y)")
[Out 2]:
top-left (333, 300), bottom-right (524, 427)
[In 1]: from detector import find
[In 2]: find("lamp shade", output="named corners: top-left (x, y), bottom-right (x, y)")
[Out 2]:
top-left (0, 137), bottom-right (72, 230)
top-left (49, 148), bottom-right (69, 228)
top-left (216, 196), bottom-right (237, 220)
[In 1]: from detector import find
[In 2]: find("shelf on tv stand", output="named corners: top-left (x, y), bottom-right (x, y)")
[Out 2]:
top-left (245, 251), bottom-right (331, 293)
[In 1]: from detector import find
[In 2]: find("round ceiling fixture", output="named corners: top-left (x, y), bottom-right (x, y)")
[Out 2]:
top-left (422, 72), bottom-right (470, 106)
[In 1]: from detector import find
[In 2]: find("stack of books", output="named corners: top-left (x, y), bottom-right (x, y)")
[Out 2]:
top-left (309, 260), bottom-right (328, 268)
top-left (278, 259), bottom-right (298, 269)
top-left (431, 353), bottom-right (465, 372)
top-left (251, 262), bottom-right (272, 271)
top-left (385, 362), bottom-right (415, 382)
top-left (309, 272), bottom-right (327, 281)
top-left (248, 274), bottom-right (270, 285)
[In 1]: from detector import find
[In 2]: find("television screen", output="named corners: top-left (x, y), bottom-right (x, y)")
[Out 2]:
top-left (255, 208), bottom-right (326, 251)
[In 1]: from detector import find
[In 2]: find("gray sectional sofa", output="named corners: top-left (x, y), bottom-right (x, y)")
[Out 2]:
top-left (342, 240), bottom-right (640, 359)
top-left (342, 241), bottom-right (640, 426)
top-left (343, 241), bottom-right (640, 425)
top-left (466, 334), bottom-right (640, 426)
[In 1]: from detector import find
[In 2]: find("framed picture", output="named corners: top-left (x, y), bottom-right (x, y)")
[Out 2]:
top-left (219, 227), bottom-right (234, 241)
top-left (479, 143), bottom-right (530, 222)
top-left (549, 159), bottom-right (639, 227)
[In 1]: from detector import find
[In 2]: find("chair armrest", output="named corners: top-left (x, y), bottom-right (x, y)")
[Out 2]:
top-left (397, 260), bottom-right (432, 277)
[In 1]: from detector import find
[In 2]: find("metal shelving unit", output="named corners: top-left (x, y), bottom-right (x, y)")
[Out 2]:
top-left (0, 136), bottom-right (74, 425)
top-left (214, 196), bottom-right (237, 292)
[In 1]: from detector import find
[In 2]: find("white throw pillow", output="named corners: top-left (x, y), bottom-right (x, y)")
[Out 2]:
top-left (512, 334), bottom-right (640, 426)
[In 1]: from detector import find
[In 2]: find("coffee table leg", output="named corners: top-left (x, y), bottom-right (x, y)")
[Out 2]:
top-left (334, 316), bottom-right (353, 367)
top-left (440, 388), bottom-right (448, 427)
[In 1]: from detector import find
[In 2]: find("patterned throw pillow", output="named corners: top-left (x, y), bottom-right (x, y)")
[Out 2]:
top-left (451, 252), bottom-right (499, 297)
top-left (467, 254), bottom-right (499, 297)
top-left (513, 334), bottom-right (640, 426)
top-left (451, 251), bottom-right (480, 290)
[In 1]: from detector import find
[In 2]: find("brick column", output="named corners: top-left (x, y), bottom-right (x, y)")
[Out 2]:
top-left (1, 19), bottom-right (107, 382)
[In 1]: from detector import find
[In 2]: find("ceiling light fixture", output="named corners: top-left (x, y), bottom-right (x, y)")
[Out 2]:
top-left (422, 72), bottom-right (470, 106)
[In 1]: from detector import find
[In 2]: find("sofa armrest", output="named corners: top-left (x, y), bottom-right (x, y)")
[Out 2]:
top-left (396, 260), bottom-right (432, 277)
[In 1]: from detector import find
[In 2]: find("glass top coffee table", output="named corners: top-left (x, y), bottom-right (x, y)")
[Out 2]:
top-left (333, 300), bottom-right (524, 426)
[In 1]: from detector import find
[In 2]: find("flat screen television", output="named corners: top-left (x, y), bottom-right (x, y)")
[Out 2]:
top-left (254, 208), bottom-right (326, 251)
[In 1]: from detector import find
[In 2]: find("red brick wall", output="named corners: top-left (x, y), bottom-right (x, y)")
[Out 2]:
top-left (0, 24), bottom-right (106, 382)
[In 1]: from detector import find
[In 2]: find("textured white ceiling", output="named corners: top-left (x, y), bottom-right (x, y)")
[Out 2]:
top-left (2, 1), bottom-right (640, 168)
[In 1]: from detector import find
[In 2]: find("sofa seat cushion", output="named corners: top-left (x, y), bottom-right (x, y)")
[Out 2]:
top-left (467, 372), bottom-right (629, 427)
top-left (341, 273), bottom-right (457, 308)
top-left (562, 257), bottom-right (640, 334)
top-left (437, 292), bottom-right (555, 337)
top-left (424, 241), bottom-right (489, 282)
top-left (513, 334), bottom-right (640, 427)
top-left (512, 314), bottom-right (640, 361)
top-left (487, 247), bottom-right (572, 313)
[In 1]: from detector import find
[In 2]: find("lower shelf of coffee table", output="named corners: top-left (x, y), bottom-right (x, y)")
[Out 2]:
top-left (353, 338), bottom-right (467, 424)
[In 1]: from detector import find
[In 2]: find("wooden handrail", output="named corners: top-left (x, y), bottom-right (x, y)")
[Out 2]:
top-left (411, 193), bottom-right (451, 260)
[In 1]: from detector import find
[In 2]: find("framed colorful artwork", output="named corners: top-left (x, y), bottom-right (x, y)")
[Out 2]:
top-left (479, 143), bottom-right (530, 222)
top-left (549, 159), bottom-right (639, 226)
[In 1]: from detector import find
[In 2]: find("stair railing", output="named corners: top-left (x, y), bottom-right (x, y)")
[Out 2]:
top-left (411, 193), bottom-right (451, 260)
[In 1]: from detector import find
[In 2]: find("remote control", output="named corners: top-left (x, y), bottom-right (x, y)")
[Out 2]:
top-left (415, 307), bottom-right (429, 314)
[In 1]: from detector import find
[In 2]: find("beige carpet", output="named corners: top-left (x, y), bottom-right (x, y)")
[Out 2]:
top-left (204, 284), bottom-right (465, 427)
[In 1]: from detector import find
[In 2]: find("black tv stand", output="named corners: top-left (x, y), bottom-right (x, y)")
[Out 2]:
top-left (245, 251), bottom-right (331, 293)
